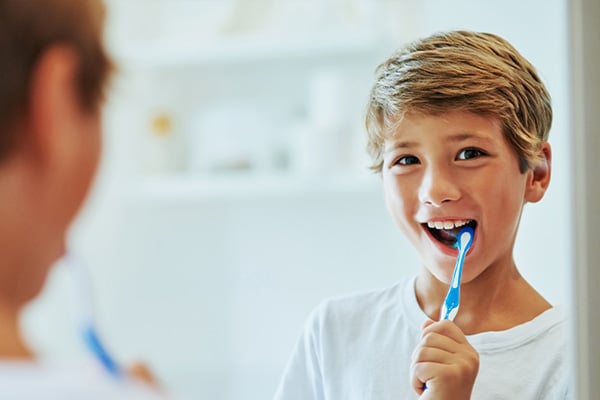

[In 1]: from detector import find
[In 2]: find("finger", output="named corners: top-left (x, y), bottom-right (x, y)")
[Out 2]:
top-left (412, 346), bottom-right (456, 367)
top-left (419, 331), bottom-right (460, 354)
top-left (422, 319), bottom-right (469, 344)
top-left (415, 329), bottom-right (480, 377)
top-left (127, 362), bottom-right (159, 387)
top-left (410, 361), bottom-right (428, 395)
top-left (421, 319), bottom-right (435, 330)
top-left (410, 361), bottom-right (446, 395)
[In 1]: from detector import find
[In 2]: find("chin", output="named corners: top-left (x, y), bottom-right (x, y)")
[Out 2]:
top-left (15, 272), bottom-right (51, 308)
top-left (19, 244), bottom-right (65, 306)
top-left (430, 266), bottom-right (456, 285)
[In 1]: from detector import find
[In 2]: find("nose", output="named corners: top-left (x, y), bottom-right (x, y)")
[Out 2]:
top-left (418, 165), bottom-right (461, 207)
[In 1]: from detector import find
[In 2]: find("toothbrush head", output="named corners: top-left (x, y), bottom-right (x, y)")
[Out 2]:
top-left (457, 226), bottom-right (474, 251)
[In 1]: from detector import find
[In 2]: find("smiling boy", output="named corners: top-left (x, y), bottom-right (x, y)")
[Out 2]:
top-left (275, 31), bottom-right (570, 399)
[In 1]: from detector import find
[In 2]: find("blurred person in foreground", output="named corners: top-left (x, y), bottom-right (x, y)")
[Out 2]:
top-left (0, 0), bottom-right (165, 398)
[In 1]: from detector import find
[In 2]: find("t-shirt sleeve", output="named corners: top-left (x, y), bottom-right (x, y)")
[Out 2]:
top-left (273, 305), bottom-right (326, 400)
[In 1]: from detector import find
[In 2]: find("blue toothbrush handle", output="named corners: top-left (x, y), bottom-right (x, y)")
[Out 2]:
top-left (440, 227), bottom-right (472, 321)
top-left (424, 227), bottom-right (473, 391)
top-left (82, 325), bottom-right (122, 379)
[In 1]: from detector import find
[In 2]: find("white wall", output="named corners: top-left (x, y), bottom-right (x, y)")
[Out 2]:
top-left (20, 1), bottom-right (571, 399)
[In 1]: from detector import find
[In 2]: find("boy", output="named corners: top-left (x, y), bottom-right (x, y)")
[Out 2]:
top-left (274, 31), bottom-right (570, 399)
top-left (0, 0), bottom-right (162, 397)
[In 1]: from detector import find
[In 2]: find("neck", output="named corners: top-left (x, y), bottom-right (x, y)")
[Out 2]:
top-left (0, 301), bottom-right (33, 359)
top-left (415, 256), bottom-right (551, 335)
top-left (0, 157), bottom-right (49, 360)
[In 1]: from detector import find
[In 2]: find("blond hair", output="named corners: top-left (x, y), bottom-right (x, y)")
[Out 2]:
top-left (365, 30), bottom-right (552, 173)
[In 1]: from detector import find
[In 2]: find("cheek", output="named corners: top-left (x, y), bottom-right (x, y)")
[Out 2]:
top-left (83, 116), bottom-right (101, 183)
top-left (500, 173), bottom-right (527, 204)
top-left (90, 116), bottom-right (102, 166)
top-left (383, 176), bottom-right (414, 228)
top-left (71, 116), bottom-right (101, 213)
top-left (479, 171), bottom-right (527, 229)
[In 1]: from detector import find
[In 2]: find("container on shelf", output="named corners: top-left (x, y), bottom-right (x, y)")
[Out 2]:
top-left (104, 3), bottom-right (393, 201)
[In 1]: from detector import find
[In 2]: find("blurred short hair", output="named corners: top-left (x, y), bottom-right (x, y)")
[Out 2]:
top-left (0, 0), bottom-right (113, 157)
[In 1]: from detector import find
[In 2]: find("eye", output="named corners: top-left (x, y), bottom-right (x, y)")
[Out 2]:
top-left (396, 155), bottom-right (420, 165)
top-left (456, 147), bottom-right (487, 160)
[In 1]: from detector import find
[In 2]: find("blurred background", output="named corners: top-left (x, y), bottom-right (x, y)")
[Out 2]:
top-left (20, 0), bottom-right (570, 399)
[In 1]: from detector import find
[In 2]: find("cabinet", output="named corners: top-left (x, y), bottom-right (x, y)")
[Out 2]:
top-left (103, 2), bottom-right (395, 203)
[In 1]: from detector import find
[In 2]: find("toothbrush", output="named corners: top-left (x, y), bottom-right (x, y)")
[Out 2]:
top-left (440, 226), bottom-right (474, 321)
top-left (423, 226), bottom-right (475, 391)
top-left (66, 252), bottom-right (123, 379)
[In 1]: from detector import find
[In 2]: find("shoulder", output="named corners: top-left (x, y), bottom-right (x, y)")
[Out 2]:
top-left (303, 277), bottom-right (421, 341)
top-left (310, 281), bottom-right (403, 322)
top-left (0, 361), bottom-right (163, 400)
top-left (276, 278), bottom-right (424, 398)
top-left (470, 306), bottom-right (572, 399)
top-left (469, 305), bottom-right (568, 353)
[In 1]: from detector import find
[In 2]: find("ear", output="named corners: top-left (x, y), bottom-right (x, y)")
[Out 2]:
top-left (25, 44), bottom-right (81, 169)
top-left (524, 142), bottom-right (552, 203)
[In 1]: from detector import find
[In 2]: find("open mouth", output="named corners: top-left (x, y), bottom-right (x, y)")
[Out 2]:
top-left (424, 219), bottom-right (477, 249)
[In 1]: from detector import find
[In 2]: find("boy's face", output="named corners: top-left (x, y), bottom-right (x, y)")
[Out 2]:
top-left (381, 111), bottom-right (532, 284)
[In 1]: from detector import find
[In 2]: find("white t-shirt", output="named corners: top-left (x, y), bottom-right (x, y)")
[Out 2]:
top-left (0, 360), bottom-right (165, 399)
top-left (274, 277), bottom-right (571, 399)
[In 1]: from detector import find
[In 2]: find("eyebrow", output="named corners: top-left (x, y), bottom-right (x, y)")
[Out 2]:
top-left (446, 133), bottom-right (492, 143)
top-left (383, 140), bottom-right (419, 153)
top-left (384, 132), bottom-right (493, 153)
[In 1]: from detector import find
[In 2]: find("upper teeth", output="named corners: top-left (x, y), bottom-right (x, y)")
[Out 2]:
top-left (427, 219), bottom-right (470, 230)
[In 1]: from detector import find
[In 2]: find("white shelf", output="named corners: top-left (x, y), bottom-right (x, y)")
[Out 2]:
top-left (112, 33), bottom-right (382, 70)
top-left (128, 172), bottom-right (381, 203)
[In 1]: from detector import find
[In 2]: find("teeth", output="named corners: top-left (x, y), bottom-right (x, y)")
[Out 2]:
top-left (454, 220), bottom-right (469, 228)
top-left (427, 219), bottom-right (471, 230)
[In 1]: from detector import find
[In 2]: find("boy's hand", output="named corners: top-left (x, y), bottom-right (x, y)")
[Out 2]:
top-left (410, 319), bottom-right (479, 400)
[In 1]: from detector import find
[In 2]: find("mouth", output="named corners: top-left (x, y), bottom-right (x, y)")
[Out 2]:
top-left (423, 219), bottom-right (477, 249)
